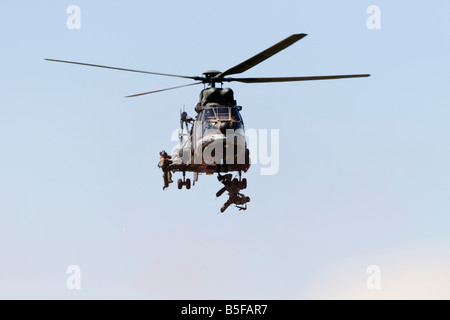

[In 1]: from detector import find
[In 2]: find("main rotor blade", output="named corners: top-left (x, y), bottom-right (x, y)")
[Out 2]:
top-left (45, 59), bottom-right (198, 80)
top-left (125, 82), bottom-right (203, 98)
top-left (220, 33), bottom-right (308, 78)
top-left (227, 74), bottom-right (371, 83)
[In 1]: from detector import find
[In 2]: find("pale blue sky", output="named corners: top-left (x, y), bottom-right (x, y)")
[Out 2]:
top-left (0, 1), bottom-right (449, 299)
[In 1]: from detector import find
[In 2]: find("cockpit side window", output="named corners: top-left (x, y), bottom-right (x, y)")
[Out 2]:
top-left (231, 108), bottom-right (242, 122)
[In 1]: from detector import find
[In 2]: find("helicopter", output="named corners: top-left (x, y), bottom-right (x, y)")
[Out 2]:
top-left (46, 33), bottom-right (370, 212)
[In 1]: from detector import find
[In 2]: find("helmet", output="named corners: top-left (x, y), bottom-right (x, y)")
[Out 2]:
top-left (160, 150), bottom-right (167, 157)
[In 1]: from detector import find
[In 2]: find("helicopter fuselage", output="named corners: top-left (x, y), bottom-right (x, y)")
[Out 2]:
top-left (171, 88), bottom-right (250, 173)
top-left (192, 103), bottom-right (247, 167)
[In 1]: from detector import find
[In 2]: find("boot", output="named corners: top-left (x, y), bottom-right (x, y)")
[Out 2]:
top-left (216, 187), bottom-right (226, 198)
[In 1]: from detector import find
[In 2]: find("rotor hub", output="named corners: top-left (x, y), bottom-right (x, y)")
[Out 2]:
top-left (202, 70), bottom-right (222, 87)
top-left (202, 70), bottom-right (221, 77)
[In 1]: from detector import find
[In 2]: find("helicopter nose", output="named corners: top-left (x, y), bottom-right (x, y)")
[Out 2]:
top-left (219, 121), bottom-right (232, 134)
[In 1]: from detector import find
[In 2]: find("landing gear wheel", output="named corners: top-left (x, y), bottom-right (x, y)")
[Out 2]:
top-left (177, 178), bottom-right (183, 190)
top-left (186, 179), bottom-right (191, 190)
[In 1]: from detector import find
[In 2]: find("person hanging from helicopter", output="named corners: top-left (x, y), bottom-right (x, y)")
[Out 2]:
top-left (216, 173), bottom-right (250, 213)
top-left (158, 150), bottom-right (173, 190)
top-left (216, 173), bottom-right (233, 198)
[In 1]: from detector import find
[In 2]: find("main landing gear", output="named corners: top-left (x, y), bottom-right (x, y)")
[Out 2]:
top-left (177, 171), bottom-right (191, 190)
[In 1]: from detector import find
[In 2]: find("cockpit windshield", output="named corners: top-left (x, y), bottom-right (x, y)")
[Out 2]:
top-left (216, 108), bottom-right (229, 120)
top-left (199, 106), bottom-right (244, 135)
top-left (201, 107), bottom-right (242, 122)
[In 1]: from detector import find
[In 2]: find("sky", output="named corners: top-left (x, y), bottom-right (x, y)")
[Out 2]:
top-left (0, 0), bottom-right (449, 299)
